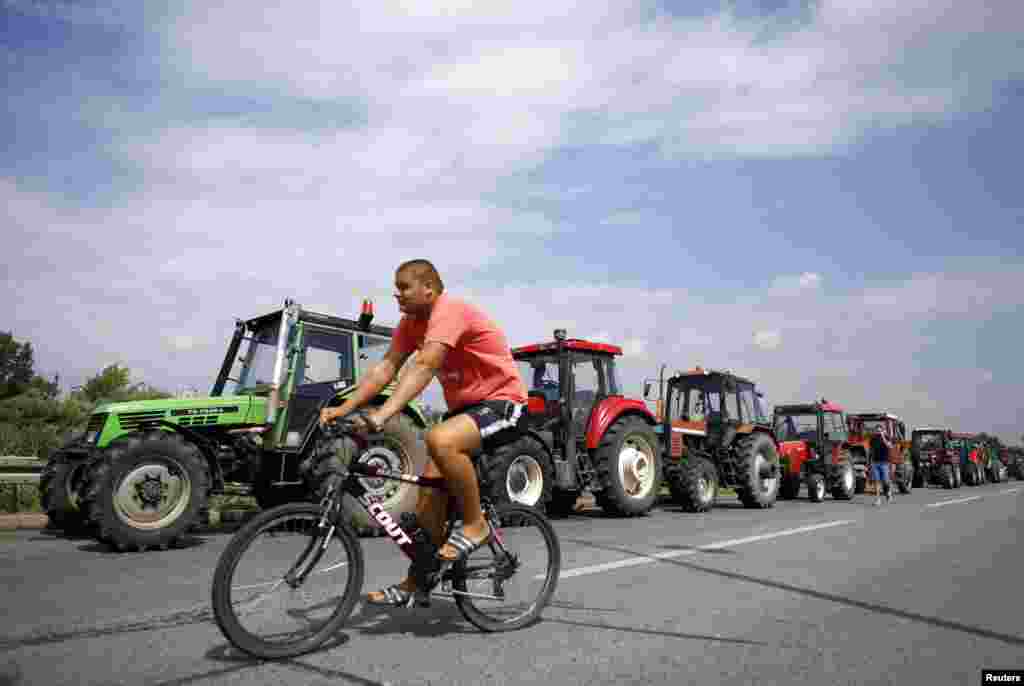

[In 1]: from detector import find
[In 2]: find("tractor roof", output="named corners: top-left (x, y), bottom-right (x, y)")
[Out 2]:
top-left (775, 400), bottom-right (845, 414)
top-left (244, 307), bottom-right (397, 339)
top-left (913, 427), bottom-right (949, 434)
top-left (949, 431), bottom-right (978, 439)
top-left (848, 412), bottom-right (902, 422)
top-left (513, 339), bottom-right (622, 356)
top-left (666, 367), bottom-right (757, 387)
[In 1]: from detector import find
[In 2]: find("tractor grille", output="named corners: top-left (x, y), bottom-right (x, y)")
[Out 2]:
top-left (87, 413), bottom-right (109, 434)
top-left (178, 415), bottom-right (220, 427)
top-left (117, 410), bottom-right (166, 431)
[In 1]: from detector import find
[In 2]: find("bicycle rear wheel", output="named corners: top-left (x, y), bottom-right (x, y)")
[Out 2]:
top-left (452, 503), bottom-right (560, 632)
top-left (211, 503), bottom-right (364, 659)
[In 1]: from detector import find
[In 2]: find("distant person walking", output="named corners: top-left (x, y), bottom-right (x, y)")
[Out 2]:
top-left (869, 427), bottom-right (894, 506)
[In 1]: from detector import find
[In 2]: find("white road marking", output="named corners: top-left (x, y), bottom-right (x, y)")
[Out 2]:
top-left (998, 487), bottom-right (1021, 495)
top-left (546, 519), bottom-right (854, 580)
top-left (925, 495), bottom-right (983, 508)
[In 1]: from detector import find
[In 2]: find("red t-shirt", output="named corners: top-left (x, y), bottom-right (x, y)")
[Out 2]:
top-left (392, 293), bottom-right (527, 411)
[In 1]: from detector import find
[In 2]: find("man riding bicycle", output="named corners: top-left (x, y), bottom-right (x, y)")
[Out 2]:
top-left (319, 259), bottom-right (528, 607)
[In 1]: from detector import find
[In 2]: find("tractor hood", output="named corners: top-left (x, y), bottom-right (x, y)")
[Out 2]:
top-left (88, 395), bottom-right (268, 447)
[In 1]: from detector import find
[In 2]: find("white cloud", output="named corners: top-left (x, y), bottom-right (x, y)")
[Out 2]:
top-left (753, 330), bottom-right (783, 350)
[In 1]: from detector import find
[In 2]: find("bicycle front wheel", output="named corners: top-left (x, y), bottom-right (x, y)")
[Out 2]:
top-left (453, 504), bottom-right (560, 632)
top-left (211, 503), bottom-right (364, 659)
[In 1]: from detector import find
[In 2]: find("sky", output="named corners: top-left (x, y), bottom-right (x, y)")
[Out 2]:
top-left (2, 0), bottom-right (1022, 443)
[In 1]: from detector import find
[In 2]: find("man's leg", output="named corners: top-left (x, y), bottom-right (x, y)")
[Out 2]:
top-left (424, 414), bottom-right (490, 558)
top-left (365, 459), bottom-right (449, 602)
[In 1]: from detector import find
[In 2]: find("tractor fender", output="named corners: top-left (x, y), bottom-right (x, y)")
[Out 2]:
top-left (584, 398), bottom-right (658, 450)
top-left (155, 421), bottom-right (226, 491)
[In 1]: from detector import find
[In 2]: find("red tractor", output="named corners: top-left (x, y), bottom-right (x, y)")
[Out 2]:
top-left (511, 329), bottom-right (663, 518)
top-left (772, 400), bottom-right (856, 502)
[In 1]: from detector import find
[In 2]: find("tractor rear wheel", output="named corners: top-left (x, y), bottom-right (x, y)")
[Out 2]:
top-left (953, 465), bottom-right (962, 488)
top-left (735, 433), bottom-right (780, 509)
top-left (82, 431), bottom-right (210, 552)
top-left (306, 413), bottom-right (429, 537)
top-left (39, 448), bottom-right (90, 531)
top-left (483, 434), bottom-right (554, 526)
top-left (669, 456), bottom-right (718, 513)
top-left (594, 417), bottom-right (662, 516)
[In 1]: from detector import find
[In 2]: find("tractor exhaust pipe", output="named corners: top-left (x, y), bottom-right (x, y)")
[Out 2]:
top-left (266, 299), bottom-right (300, 425)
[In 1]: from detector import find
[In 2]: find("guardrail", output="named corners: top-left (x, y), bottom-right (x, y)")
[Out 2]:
top-left (0, 457), bottom-right (45, 513)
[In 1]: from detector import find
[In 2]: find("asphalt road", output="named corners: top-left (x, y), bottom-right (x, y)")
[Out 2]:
top-left (2, 481), bottom-right (1022, 686)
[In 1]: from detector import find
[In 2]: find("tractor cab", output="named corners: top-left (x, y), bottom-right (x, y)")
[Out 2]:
top-left (514, 329), bottom-right (628, 452)
top-left (212, 299), bottom-right (394, 453)
top-left (772, 400), bottom-right (849, 463)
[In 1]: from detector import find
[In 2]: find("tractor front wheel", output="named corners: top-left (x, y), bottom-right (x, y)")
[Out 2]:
top-left (941, 464), bottom-right (954, 489)
top-left (830, 458), bottom-right (855, 500)
top-left (669, 456), bottom-right (718, 513)
top-left (594, 417), bottom-right (662, 516)
top-left (484, 434), bottom-right (554, 526)
top-left (735, 433), bottom-right (780, 509)
top-left (82, 431), bottom-right (210, 552)
top-left (807, 473), bottom-right (826, 502)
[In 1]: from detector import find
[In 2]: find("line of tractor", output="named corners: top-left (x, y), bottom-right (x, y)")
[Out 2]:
top-left (37, 299), bottom-right (1024, 553)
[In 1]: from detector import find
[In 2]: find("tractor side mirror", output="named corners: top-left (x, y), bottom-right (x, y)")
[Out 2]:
top-left (824, 432), bottom-right (831, 441)
top-left (643, 382), bottom-right (652, 398)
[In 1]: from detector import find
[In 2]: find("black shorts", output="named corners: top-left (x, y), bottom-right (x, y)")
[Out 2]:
top-left (443, 400), bottom-right (526, 454)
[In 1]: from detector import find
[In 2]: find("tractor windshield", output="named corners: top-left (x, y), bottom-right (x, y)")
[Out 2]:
top-left (230, 325), bottom-right (280, 394)
top-left (913, 432), bottom-right (944, 450)
top-left (773, 412), bottom-right (818, 442)
top-left (517, 355), bottom-right (560, 401)
top-left (666, 379), bottom-right (721, 422)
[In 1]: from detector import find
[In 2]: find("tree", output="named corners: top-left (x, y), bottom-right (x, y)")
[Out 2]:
top-left (0, 331), bottom-right (35, 399)
top-left (78, 364), bottom-right (132, 404)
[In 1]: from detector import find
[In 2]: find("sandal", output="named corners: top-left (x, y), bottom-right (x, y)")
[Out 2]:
top-left (365, 583), bottom-right (414, 607)
top-left (437, 524), bottom-right (493, 563)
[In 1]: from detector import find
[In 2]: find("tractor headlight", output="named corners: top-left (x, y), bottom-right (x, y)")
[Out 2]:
top-left (85, 431), bottom-right (99, 444)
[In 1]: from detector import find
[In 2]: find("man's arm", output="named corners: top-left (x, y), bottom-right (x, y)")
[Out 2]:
top-left (321, 344), bottom-right (411, 425)
top-left (366, 341), bottom-right (448, 428)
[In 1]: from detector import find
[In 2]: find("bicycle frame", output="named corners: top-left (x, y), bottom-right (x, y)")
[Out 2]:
top-left (339, 461), bottom-right (452, 557)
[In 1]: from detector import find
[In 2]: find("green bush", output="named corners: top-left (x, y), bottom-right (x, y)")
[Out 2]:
top-left (0, 482), bottom-right (41, 513)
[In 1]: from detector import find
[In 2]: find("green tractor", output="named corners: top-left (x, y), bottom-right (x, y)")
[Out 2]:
top-left (40, 299), bottom-right (429, 552)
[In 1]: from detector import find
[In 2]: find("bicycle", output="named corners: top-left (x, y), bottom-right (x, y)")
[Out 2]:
top-left (211, 412), bottom-right (561, 659)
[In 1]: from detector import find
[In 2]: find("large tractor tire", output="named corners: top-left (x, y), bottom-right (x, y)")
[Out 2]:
top-left (39, 448), bottom-right (91, 531)
top-left (668, 456), bottom-right (718, 513)
top-left (735, 433), bottom-right (781, 509)
top-left (594, 416), bottom-right (662, 516)
top-left (307, 413), bottom-right (429, 537)
top-left (483, 434), bottom-right (554, 526)
top-left (912, 466), bottom-right (925, 489)
top-left (830, 458), bottom-right (856, 500)
top-left (807, 473), bottom-right (826, 502)
top-left (941, 464), bottom-right (954, 489)
top-left (952, 464), bottom-right (962, 489)
top-left (81, 430), bottom-right (210, 552)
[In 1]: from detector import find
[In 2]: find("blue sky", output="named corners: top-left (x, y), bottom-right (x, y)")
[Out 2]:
top-left (2, 0), bottom-right (1022, 443)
